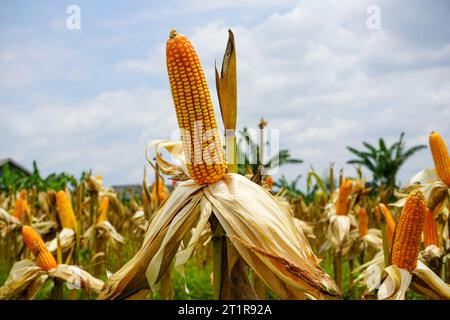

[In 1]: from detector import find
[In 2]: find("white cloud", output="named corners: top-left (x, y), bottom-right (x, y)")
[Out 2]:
top-left (0, 88), bottom-right (177, 186)
top-left (2, 0), bottom-right (450, 188)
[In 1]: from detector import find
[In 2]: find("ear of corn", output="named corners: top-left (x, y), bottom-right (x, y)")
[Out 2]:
top-left (335, 179), bottom-right (353, 215)
top-left (358, 207), bottom-right (368, 238)
top-left (377, 204), bottom-right (396, 247)
top-left (424, 208), bottom-right (440, 248)
top-left (96, 197), bottom-right (110, 225)
top-left (56, 191), bottom-right (78, 231)
top-left (429, 131), bottom-right (450, 185)
top-left (35, 250), bottom-right (57, 271)
top-left (22, 226), bottom-right (57, 271)
top-left (391, 190), bottom-right (427, 271)
top-left (151, 179), bottom-right (168, 204)
top-left (22, 225), bottom-right (47, 256)
top-left (166, 29), bottom-right (227, 185)
top-left (13, 197), bottom-right (29, 221)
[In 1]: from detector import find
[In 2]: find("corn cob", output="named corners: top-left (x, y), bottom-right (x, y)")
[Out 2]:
top-left (35, 249), bottom-right (57, 271)
top-left (13, 197), bottom-right (29, 220)
top-left (96, 196), bottom-right (110, 225)
top-left (391, 190), bottom-right (427, 271)
top-left (423, 208), bottom-right (440, 248)
top-left (377, 204), bottom-right (396, 247)
top-left (22, 225), bottom-right (47, 256)
top-left (335, 179), bottom-right (353, 215)
top-left (166, 29), bottom-right (227, 185)
top-left (56, 191), bottom-right (78, 231)
top-left (429, 131), bottom-right (450, 185)
top-left (151, 179), bottom-right (168, 205)
top-left (358, 207), bottom-right (368, 238)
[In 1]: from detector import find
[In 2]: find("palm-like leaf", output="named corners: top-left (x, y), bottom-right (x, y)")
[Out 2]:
top-left (347, 132), bottom-right (426, 189)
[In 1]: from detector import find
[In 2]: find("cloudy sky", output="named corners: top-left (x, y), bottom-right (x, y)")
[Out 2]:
top-left (1, 0), bottom-right (449, 187)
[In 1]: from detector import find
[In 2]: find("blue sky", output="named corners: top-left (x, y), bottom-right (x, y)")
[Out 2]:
top-left (1, 0), bottom-right (450, 187)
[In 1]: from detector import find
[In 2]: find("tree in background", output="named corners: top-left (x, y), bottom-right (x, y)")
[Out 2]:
top-left (237, 127), bottom-right (303, 176)
top-left (0, 161), bottom-right (77, 193)
top-left (346, 132), bottom-right (426, 199)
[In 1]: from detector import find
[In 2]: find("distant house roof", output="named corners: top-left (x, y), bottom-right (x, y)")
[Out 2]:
top-left (0, 158), bottom-right (31, 175)
top-left (112, 184), bottom-right (142, 194)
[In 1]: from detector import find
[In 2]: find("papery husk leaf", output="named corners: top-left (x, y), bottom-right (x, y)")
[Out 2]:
top-left (293, 218), bottom-right (316, 240)
top-left (0, 260), bottom-right (46, 300)
top-left (174, 198), bottom-right (212, 293)
top-left (97, 220), bottom-right (125, 244)
top-left (204, 173), bottom-right (340, 299)
top-left (23, 274), bottom-right (49, 300)
top-left (410, 260), bottom-right (450, 299)
top-left (377, 265), bottom-right (411, 300)
top-left (215, 29), bottom-right (237, 131)
top-left (146, 195), bottom-right (202, 290)
top-left (98, 181), bottom-right (203, 299)
top-left (362, 229), bottom-right (383, 250)
top-left (49, 264), bottom-right (104, 294)
top-left (87, 175), bottom-right (104, 192)
top-left (353, 250), bottom-right (384, 289)
top-left (31, 221), bottom-right (56, 235)
top-left (0, 208), bottom-right (21, 226)
top-left (46, 228), bottom-right (75, 253)
top-left (419, 244), bottom-right (444, 262)
top-left (391, 169), bottom-right (449, 217)
top-left (328, 215), bottom-right (352, 252)
top-left (145, 140), bottom-right (190, 181)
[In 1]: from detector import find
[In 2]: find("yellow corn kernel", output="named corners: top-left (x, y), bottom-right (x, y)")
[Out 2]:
top-left (358, 207), bottom-right (368, 238)
top-left (424, 208), bottom-right (440, 248)
top-left (35, 250), bottom-right (57, 271)
top-left (56, 191), bottom-right (77, 231)
top-left (166, 29), bottom-right (227, 185)
top-left (377, 203), bottom-right (396, 248)
top-left (335, 179), bottom-right (353, 215)
top-left (391, 190), bottom-right (427, 271)
top-left (22, 225), bottom-right (47, 256)
top-left (429, 131), bottom-right (450, 185)
top-left (96, 197), bottom-right (110, 225)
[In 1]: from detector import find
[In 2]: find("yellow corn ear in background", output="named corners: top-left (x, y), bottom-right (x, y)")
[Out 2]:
top-left (391, 190), bottom-right (427, 271)
top-left (166, 29), bottom-right (227, 185)
top-left (429, 131), bottom-right (450, 185)
top-left (358, 207), bottom-right (368, 238)
top-left (13, 191), bottom-right (29, 221)
top-left (377, 203), bottom-right (396, 248)
top-left (423, 208), bottom-right (440, 248)
top-left (335, 179), bottom-right (353, 215)
top-left (96, 197), bottom-right (110, 225)
top-left (151, 179), bottom-right (168, 205)
top-left (56, 191), bottom-right (78, 231)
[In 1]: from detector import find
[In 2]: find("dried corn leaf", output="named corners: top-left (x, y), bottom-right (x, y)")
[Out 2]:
top-left (204, 173), bottom-right (340, 299)
top-left (98, 181), bottom-right (203, 300)
top-left (49, 264), bottom-right (104, 294)
top-left (377, 265), bottom-right (411, 300)
top-left (0, 260), bottom-right (46, 300)
top-left (215, 29), bottom-right (237, 131)
top-left (46, 228), bottom-right (75, 253)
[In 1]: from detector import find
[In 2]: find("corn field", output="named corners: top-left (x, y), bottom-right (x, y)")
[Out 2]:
top-left (1, 29), bottom-right (450, 301)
